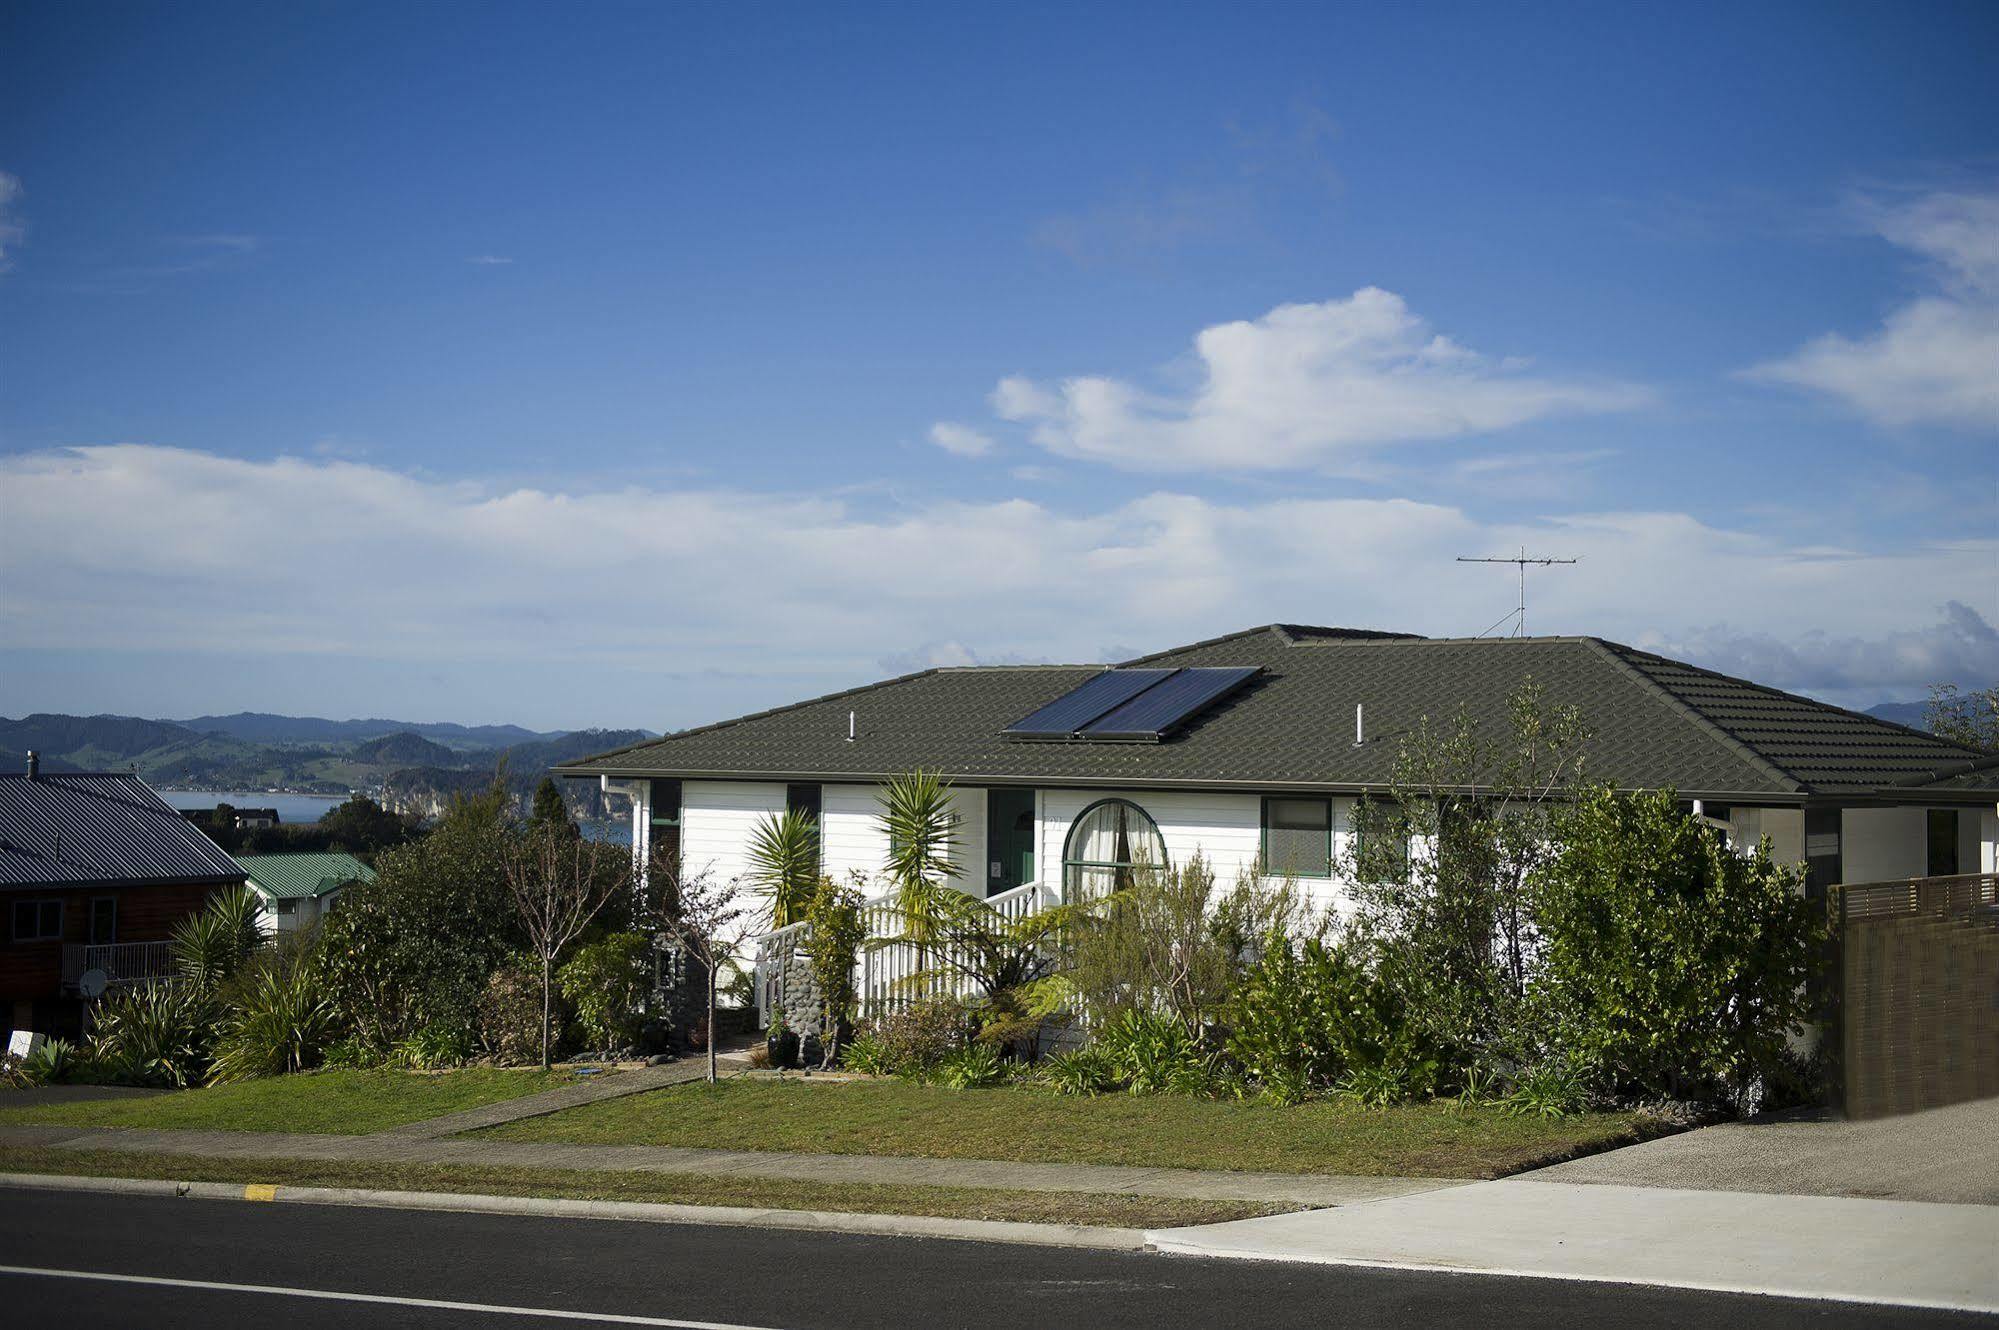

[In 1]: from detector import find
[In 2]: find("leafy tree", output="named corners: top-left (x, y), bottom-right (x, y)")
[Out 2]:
top-left (1924, 682), bottom-right (1999, 752)
top-left (320, 786), bottom-right (520, 1052)
top-left (801, 876), bottom-right (867, 1066)
top-left (529, 777), bottom-right (579, 837)
top-left (316, 794), bottom-right (418, 856)
top-left (746, 808), bottom-right (820, 927)
top-left (1342, 680), bottom-right (1590, 1084)
top-left (1530, 785), bottom-right (1821, 1110)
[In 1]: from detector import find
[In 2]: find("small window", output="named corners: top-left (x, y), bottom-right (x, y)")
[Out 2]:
top-left (1927, 809), bottom-right (1960, 877)
top-left (787, 784), bottom-right (823, 867)
top-left (1263, 797), bottom-right (1332, 878)
top-left (11, 899), bottom-right (63, 942)
top-left (277, 899), bottom-right (298, 915)
top-left (89, 897), bottom-right (117, 945)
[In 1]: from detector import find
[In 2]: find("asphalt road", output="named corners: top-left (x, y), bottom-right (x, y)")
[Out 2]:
top-left (0, 1188), bottom-right (1986, 1329)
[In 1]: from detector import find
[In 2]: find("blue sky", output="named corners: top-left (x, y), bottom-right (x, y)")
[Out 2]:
top-left (1, 1), bottom-right (1995, 730)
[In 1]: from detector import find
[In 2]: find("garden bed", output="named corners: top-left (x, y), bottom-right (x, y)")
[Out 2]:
top-left (482, 1077), bottom-right (1671, 1178)
top-left (0, 1068), bottom-right (574, 1135)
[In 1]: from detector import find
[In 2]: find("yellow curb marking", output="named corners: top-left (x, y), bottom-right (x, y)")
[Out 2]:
top-left (243, 1184), bottom-right (278, 1202)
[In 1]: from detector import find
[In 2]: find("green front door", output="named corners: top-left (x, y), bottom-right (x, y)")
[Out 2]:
top-left (986, 788), bottom-right (1036, 896)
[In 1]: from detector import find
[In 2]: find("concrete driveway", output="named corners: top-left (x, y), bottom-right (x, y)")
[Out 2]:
top-left (1526, 1095), bottom-right (1999, 1205)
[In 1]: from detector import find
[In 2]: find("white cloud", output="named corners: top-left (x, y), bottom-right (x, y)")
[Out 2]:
top-left (987, 289), bottom-right (1647, 471)
top-left (0, 171), bottom-right (25, 270)
top-left (1652, 601), bottom-right (1999, 703)
top-left (1744, 189), bottom-right (1999, 430)
top-left (467, 254), bottom-right (515, 266)
top-left (926, 422), bottom-right (994, 458)
top-left (1, 446), bottom-right (1990, 725)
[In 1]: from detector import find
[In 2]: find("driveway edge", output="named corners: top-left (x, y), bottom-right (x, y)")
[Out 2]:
top-left (0, 1171), bottom-right (1147, 1251)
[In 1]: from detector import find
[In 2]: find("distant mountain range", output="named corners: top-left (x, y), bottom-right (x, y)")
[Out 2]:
top-left (0, 711), bottom-right (653, 818)
top-left (1863, 701), bottom-right (1931, 730)
top-left (173, 712), bottom-right (556, 750)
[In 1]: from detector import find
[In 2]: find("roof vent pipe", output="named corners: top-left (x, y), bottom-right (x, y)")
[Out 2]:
top-left (847, 710), bottom-right (856, 743)
top-left (25, 750), bottom-right (38, 780)
top-left (1353, 704), bottom-right (1364, 748)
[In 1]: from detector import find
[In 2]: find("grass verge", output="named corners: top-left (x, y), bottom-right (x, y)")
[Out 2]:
top-left (0, 1068), bottom-right (575, 1135)
top-left (486, 1077), bottom-right (1668, 1177)
top-left (0, 1146), bottom-right (1275, 1228)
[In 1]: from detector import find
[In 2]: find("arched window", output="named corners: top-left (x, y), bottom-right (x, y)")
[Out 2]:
top-left (1062, 799), bottom-right (1167, 901)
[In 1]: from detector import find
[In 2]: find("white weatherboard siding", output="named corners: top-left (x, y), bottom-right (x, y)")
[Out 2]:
top-left (819, 783), bottom-right (891, 888)
top-left (1984, 810), bottom-right (1999, 874)
top-left (1725, 807), bottom-right (1805, 865)
top-left (680, 780), bottom-right (787, 888)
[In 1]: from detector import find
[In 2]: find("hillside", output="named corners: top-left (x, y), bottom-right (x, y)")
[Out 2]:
top-left (0, 712), bottom-right (653, 809)
top-left (178, 712), bottom-right (554, 749)
top-left (351, 730), bottom-right (465, 768)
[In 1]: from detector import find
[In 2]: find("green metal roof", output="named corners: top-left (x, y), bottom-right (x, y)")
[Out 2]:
top-left (234, 851), bottom-right (375, 900)
top-left (558, 624), bottom-right (1999, 804)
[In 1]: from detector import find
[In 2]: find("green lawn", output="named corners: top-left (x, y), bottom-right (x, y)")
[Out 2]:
top-left (0, 1068), bottom-right (573, 1135)
top-left (486, 1078), bottom-right (1665, 1178)
top-left (0, 1146), bottom-right (1272, 1229)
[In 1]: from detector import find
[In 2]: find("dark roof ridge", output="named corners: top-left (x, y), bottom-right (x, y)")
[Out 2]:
top-left (1889, 748), bottom-right (1999, 787)
top-left (1599, 638), bottom-right (1987, 762)
top-left (1580, 638), bottom-right (1806, 794)
top-left (1115, 624), bottom-right (1293, 665)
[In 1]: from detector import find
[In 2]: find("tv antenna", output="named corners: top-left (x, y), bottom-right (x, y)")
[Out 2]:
top-left (1456, 546), bottom-right (1578, 637)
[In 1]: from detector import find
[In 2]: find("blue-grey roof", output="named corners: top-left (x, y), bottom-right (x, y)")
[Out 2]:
top-left (0, 772), bottom-right (248, 891)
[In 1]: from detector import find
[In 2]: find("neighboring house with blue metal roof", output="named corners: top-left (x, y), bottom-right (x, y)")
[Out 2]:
top-left (1, 756), bottom-right (247, 1041)
top-left (234, 851), bottom-right (374, 935)
top-left (559, 623), bottom-right (1999, 933)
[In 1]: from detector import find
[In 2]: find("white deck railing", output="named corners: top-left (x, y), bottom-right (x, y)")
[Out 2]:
top-left (755, 881), bottom-right (1058, 1025)
top-left (61, 941), bottom-right (175, 992)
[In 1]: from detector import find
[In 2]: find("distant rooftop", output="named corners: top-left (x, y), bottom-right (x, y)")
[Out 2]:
top-left (0, 771), bottom-right (248, 891)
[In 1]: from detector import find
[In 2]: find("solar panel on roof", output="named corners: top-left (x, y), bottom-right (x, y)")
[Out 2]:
top-left (1081, 666), bottom-right (1260, 740)
top-left (1002, 668), bottom-right (1174, 738)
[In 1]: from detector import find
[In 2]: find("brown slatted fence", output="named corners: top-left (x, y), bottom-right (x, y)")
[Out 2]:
top-left (1836, 873), bottom-right (1999, 1119)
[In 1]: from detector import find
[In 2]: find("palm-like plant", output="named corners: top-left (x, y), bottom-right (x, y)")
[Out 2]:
top-left (874, 890), bottom-right (1082, 1049)
top-left (747, 808), bottom-right (820, 928)
top-left (207, 938), bottom-right (337, 1083)
top-left (171, 887), bottom-right (262, 992)
top-left (878, 770), bottom-right (960, 955)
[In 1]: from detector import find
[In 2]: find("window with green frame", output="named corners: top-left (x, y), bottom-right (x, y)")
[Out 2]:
top-left (1062, 798), bottom-right (1166, 900)
top-left (1262, 796), bottom-right (1332, 878)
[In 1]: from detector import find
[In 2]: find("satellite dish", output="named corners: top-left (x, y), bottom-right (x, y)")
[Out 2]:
top-left (78, 969), bottom-right (109, 999)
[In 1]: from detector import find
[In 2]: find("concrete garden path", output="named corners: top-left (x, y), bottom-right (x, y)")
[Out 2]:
top-left (375, 1053), bottom-right (752, 1140)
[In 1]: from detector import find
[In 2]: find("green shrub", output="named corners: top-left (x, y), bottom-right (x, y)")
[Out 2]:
top-left (1225, 931), bottom-right (1436, 1103)
top-left (321, 790), bottom-right (521, 1055)
top-left (320, 1036), bottom-right (376, 1070)
top-left (1037, 1046), bottom-right (1119, 1097)
top-left (839, 1030), bottom-right (896, 1076)
top-left (478, 963), bottom-right (549, 1066)
top-left (1092, 1008), bottom-right (1214, 1096)
top-left (207, 945), bottom-right (339, 1083)
top-left (1529, 786), bottom-right (1822, 1111)
top-left (933, 1041), bottom-right (1007, 1089)
top-left (867, 999), bottom-right (971, 1078)
top-left (801, 877), bottom-right (866, 1064)
top-left (1500, 1062), bottom-right (1586, 1119)
top-left (558, 932), bottom-right (651, 1051)
top-left (15, 1037), bottom-right (82, 1086)
top-left (88, 981), bottom-right (216, 1087)
top-left (392, 1023), bottom-right (476, 1070)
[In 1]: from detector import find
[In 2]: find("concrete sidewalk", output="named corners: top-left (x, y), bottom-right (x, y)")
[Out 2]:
top-left (0, 1123), bottom-right (1453, 1207)
top-left (1148, 1177), bottom-right (1999, 1313)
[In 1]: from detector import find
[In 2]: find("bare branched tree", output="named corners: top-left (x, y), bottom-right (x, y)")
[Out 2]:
top-left (503, 824), bottom-right (629, 1069)
top-left (650, 850), bottom-right (767, 1084)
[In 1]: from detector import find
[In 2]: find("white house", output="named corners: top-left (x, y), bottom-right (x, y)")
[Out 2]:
top-left (557, 624), bottom-right (1999, 986)
top-left (234, 852), bottom-right (372, 936)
